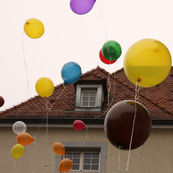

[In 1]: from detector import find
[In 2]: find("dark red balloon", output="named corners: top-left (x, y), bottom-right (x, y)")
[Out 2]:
top-left (73, 120), bottom-right (86, 131)
top-left (104, 100), bottom-right (151, 150)
top-left (99, 50), bottom-right (116, 64)
top-left (0, 96), bottom-right (4, 107)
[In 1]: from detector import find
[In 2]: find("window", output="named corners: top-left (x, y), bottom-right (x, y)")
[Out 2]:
top-left (65, 151), bottom-right (100, 172)
top-left (75, 85), bottom-right (104, 112)
top-left (55, 142), bottom-right (107, 173)
top-left (80, 88), bottom-right (97, 107)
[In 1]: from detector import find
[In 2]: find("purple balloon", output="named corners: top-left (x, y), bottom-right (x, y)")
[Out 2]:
top-left (70, 0), bottom-right (96, 15)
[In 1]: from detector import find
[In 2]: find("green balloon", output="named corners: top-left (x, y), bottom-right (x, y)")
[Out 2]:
top-left (102, 40), bottom-right (122, 61)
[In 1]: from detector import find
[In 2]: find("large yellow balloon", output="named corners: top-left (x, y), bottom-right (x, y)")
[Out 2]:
top-left (35, 77), bottom-right (54, 97)
top-left (24, 18), bottom-right (44, 39)
top-left (11, 144), bottom-right (24, 159)
top-left (124, 39), bottom-right (172, 87)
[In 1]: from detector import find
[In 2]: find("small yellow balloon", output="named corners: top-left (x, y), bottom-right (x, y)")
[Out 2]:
top-left (24, 18), bottom-right (44, 39)
top-left (35, 77), bottom-right (54, 97)
top-left (124, 39), bottom-right (172, 87)
top-left (11, 144), bottom-right (24, 159)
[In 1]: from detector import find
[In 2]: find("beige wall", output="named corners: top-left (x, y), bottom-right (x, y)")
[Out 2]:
top-left (1, 126), bottom-right (173, 173)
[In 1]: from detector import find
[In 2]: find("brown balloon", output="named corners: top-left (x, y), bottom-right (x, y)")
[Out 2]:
top-left (104, 100), bottom-right (152, 150)
top-left (0, 96), bottom-right (4, 107)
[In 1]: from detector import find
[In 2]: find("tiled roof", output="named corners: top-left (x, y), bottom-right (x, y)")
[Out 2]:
top-left (0, 66), bottom-right (173, 120)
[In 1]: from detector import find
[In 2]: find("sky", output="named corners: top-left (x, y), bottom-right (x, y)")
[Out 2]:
top-left (0, 0), bottom-right (173, 110)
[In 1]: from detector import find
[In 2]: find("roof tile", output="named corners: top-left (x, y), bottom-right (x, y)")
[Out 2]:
top-left (0, 66), bottom-right (173, 120)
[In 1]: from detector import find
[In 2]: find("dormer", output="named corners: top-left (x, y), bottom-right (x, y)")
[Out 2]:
top-left (74, 80), bottom-right (107, 112)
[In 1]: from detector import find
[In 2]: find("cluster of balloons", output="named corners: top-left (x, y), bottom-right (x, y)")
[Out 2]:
top-left (104, 38), bottom-right (172, 150)
top-left (11, 121), bottom-right (34, 159)
top-left (53, 142), bottom-right (73, 172)
top-left (100, 40), bottom-right (122, 64)
top-left (70, 0), bottom-right (96, 15)
top-left (23, 18), bottom-right (82, 97)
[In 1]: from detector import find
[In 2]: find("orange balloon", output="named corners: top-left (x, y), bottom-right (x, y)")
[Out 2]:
top-left (59, 158), bottom-right (73, 172)
top-left (16, 132), bottom-right (34, 146)
top-left (53, 142), bottom-right (65, 156)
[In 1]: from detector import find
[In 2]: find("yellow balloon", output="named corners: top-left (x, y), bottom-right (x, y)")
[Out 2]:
top-left (35, 77), bottom-right (54, 97)
top-left (124, 39), bottom-right (172, 87)
top-left (24, 18), bottom-right (44, 39)
top-left (11, 144), bottom-right (24, 159)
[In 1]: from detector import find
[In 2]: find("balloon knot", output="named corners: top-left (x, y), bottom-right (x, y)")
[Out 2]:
top-left (137, 77), bottom-right (141, 83)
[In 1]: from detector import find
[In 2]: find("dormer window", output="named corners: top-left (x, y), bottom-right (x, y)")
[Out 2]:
top-left (75, 84), bottom-right (104, 112)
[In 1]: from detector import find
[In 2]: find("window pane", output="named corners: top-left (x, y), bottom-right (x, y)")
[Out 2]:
top-left (92, 159), bottom-right (99, 164)
top-left (84, 159), bottom-right (91, 164)
top-left (92, 153), bottom-right (99, 158)
top-left (80, 89), bottom-right (97, 108)
top-left (73, 159), bottom-right (80, 164)
top-left (66, 153), bottom-right (72, 159)
top-left (83, 92), bottom-right (89, 97)
top-left (90, 97), bottom-right (96, 102)
top-left (82, 102), bottom-right (88, 106)
top-left (83, 97), bottom-right (88, 102)
top-left (73, 153), bottom-right (80, 158)
top-left (72, 165), bottom-right (79, 170)
top-left (91, 165), bottom-right (99, 170)
top-left (83, 165), bottom-right (90, 170)
top-left (89, 102), bottom-right (95, 106)
top-left (90, 92), bottom-right (96, 96)
top-left (84, 153), bottom-right (92, 158)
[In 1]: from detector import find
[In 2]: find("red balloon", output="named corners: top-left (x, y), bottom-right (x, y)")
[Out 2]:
top-left (0, 96), bottom-right (4, 107)
top-left (99, 49), bottom-right (116, 64)
top-left (73, 120), bottom-right (86, 131)
top-left (104, 100), bottom-right (151, 150)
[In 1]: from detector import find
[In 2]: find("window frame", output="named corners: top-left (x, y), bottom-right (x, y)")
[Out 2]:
top-left (75, 85), bottom-right (104, 112)
top-left (55, 142), bottom-right (107, 173)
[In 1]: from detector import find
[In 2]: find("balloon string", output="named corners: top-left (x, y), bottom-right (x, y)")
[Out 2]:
top-left (13, 160), bottom-right (16, 173)
top-left (81, 126), bottom-right (88, 146)
top-left (21, 33), bottom-right (30, 98)
top-left (117, 151), bottom-right (122, 172)
top-left (125, 83), bottom-right (140, 172)
top-left (98, 0), bottom-right (109, 40)
top-left (45, 97), bottom-right (48, 142)
top-left (33, 84), bottom-right (66, 140)
top-left (103, 74), bottom-right (116, 114)
top-left (107, 73), bottom-right (111, 107)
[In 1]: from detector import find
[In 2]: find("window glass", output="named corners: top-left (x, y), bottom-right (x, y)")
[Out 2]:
top-left (81, 89), bottom-right (97, 107)
top-left (83, 152), bottom-right (99, 171)
top-left (64, 151), bottom-right (100, 171)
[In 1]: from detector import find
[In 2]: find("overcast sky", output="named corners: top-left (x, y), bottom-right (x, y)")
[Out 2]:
top-left (0, 0), bottom-right (172, 110)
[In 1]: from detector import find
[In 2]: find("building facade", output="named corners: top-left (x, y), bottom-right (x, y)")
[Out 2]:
top-left (0, 67), bottom-right (173, 173)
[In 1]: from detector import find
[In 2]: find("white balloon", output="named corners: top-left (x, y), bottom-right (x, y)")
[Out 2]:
top-left (12, 121), bottom-right (27, 135)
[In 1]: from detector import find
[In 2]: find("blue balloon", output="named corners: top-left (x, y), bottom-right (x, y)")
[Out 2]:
top-left (61, 62), bottom-right (82, 84)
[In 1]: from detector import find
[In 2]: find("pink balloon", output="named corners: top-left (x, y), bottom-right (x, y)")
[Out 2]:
top-left (73, 120), bottom-right (86, 131)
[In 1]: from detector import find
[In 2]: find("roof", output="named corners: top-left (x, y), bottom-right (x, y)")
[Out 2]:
top-left (0, 66), bottom-right (173, 123)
